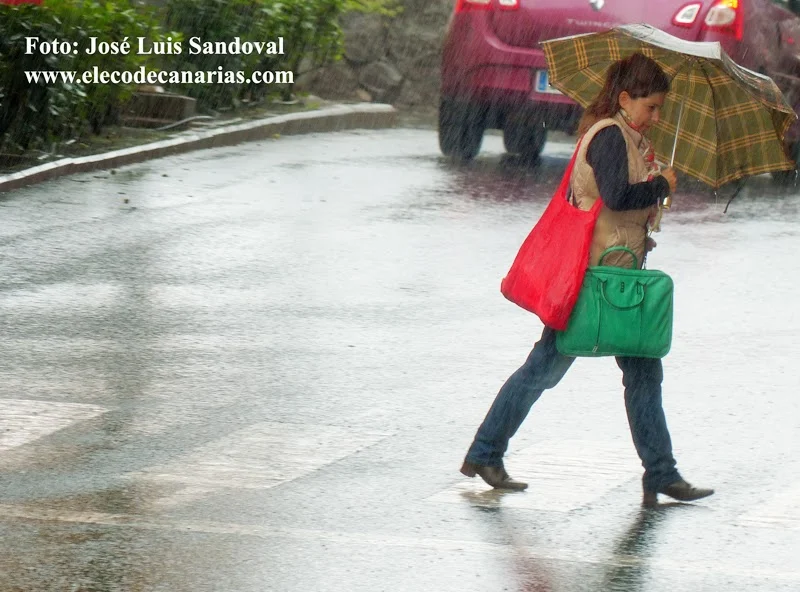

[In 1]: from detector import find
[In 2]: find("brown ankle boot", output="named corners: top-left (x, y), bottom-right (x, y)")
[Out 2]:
top-left (643, 479), bottom-right (714, 505)
top-left (460, 461), bottom-right (528, 490)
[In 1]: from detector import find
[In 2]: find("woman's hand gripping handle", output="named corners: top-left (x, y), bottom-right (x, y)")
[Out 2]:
top-left (660, 167), bottom-right (677, 209)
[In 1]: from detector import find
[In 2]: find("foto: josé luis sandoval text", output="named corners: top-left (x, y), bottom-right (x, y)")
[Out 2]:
top-left (137, 36), bottom-right (285, 55)
top-left (24, 36), bottom-right (286, 57)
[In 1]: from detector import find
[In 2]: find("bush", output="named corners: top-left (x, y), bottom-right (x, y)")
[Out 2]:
top-left (64, 1), bottom-right (166, 132)
top-left (164, 0), bottom-right (398, 108)
top-left (163, 0), bottom-right (267, 108)
top-left (0, 0), bottom-right (164, 154)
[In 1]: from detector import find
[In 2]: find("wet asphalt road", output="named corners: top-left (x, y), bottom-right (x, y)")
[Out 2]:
top-left (0, 128), bottom-right (799, 591)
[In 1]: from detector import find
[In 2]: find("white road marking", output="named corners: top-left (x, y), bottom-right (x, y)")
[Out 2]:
top-left (0, 283), bottom-right (121, 311)
top-left (736, 481), bottom-right (800, 529)
top-left (0, 399), bottom-right (108, 452)
top-left (130, 421), bottom-right (391, 491)
top-left (428, 439), bottom-right (640, 512)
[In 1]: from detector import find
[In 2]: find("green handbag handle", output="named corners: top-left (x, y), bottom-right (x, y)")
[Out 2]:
top-left (599, 280), bottom-right (646, 310)
top-left (597, 246), bottom-right (639, 269)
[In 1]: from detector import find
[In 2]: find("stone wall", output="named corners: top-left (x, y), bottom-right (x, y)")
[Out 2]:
top-left (296, 0), bottom-right (453, 109)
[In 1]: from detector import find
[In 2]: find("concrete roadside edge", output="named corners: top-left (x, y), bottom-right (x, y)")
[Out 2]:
top-left (0, 102), bottom-right (398, 194)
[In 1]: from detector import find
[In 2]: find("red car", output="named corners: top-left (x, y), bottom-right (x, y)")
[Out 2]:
top-left (440, 0), bottom-right (800, 171)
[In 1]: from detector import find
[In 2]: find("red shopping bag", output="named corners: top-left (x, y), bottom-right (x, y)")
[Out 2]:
top-left (500, 142), bottom-right (602, 330)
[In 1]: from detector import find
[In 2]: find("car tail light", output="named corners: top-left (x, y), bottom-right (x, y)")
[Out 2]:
top-left (702, 0), bottom-right (744, 40)
top-left (455, 0), bottom-right (491, 9)
top-left (673, 3), bottom-right (702, 27)
top-left (455, 0), bottom-right (519, 12)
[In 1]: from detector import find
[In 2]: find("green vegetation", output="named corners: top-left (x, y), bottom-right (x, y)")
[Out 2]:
top-left (0, 0), bottom-right (397, 158)
top-left (0, 0), bottom-right (163, 153)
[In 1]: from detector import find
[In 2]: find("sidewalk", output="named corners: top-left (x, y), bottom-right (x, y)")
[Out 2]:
top-left (0, 102), bottom-right (397, 194)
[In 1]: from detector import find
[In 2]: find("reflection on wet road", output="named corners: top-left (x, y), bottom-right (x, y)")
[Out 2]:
top-left (0, 129), bottom-right (798, 591)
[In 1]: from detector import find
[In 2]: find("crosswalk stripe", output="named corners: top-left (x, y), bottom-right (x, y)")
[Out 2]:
top-left (736, 481), bottom-right (800, 529)
top-left (428, 439), bottom-right (641, 512)
top-left (129, 421), bottom-right (391, 491)
top-left (0, 399), bottom-right (107, 452)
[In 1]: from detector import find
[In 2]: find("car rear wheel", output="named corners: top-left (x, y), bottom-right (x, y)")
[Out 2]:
top-left (503, 122), bottom-right (547, 161)
top-left (438, 99), bottom-right (485, 161)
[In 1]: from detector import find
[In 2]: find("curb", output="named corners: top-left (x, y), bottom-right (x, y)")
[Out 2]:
top-left (0, 103), bottom-right (398, 194)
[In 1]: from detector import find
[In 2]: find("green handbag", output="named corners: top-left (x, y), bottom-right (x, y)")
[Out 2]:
top-left (555, 246), bottom-right (673, 358)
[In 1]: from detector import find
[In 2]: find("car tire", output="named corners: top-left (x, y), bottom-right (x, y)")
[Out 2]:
top-left (438, 99), bottom-right (485, 161)
top-left (503, 123), bottom-right (547, 161)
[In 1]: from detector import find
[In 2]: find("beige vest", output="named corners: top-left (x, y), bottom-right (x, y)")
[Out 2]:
top-left (570, 114), bottom-right (658, 268)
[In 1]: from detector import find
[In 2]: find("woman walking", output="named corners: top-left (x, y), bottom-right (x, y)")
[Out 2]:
top-left (460, 53), bottom-right (713, 506)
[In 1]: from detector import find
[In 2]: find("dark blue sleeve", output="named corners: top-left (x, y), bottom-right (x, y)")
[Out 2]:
top-left (586, 127), bottom-right (670, 211)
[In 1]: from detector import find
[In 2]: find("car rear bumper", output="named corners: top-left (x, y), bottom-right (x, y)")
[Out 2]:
top-left (441, 12), bottom-right (581, 131)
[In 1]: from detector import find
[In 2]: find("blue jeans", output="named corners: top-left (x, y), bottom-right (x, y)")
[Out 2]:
top-left (464, 328), bottom-right (681, 492)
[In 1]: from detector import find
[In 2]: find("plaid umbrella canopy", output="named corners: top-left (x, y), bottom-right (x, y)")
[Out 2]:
top-left (541, 24), bottom-right (797, 188)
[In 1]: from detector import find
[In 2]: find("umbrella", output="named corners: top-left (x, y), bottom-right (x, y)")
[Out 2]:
top-left (541, 24), bottom-right (797, 190)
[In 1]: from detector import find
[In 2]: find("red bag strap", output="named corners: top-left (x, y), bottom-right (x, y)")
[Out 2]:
top-left (557, 138), bottom-right (583, 202)
top-left (558, 138), bottom-right (603, 213)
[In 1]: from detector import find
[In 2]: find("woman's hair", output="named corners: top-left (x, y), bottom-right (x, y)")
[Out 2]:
top-left (576, 52), bottom-right (670, 136)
